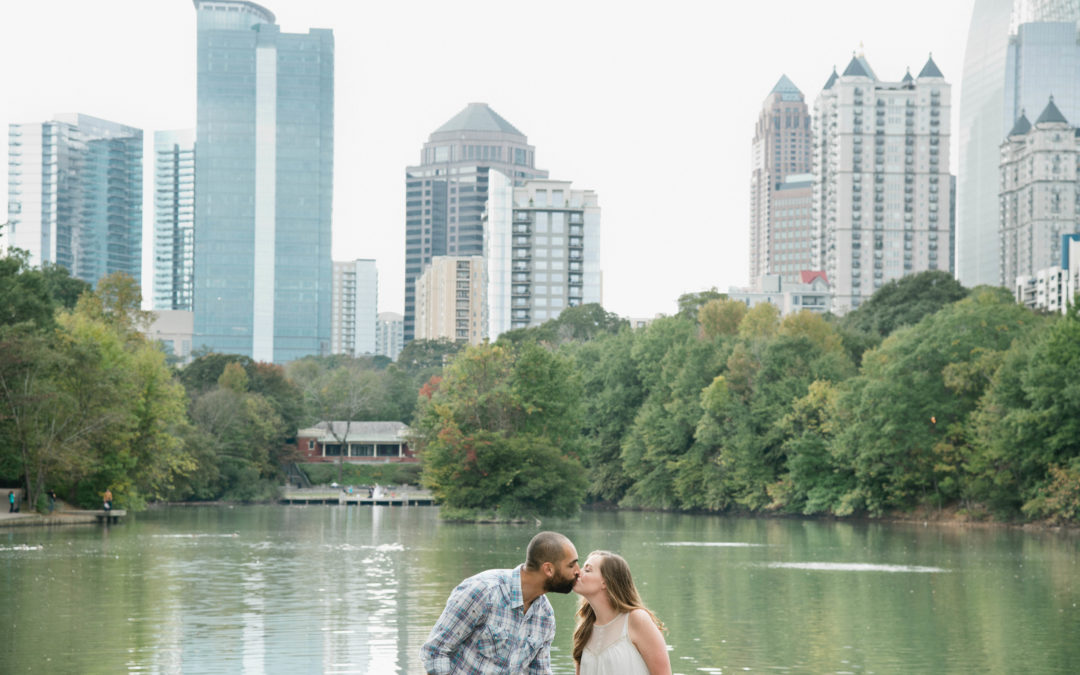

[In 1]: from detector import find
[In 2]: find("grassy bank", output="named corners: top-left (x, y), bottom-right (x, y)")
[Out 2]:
top-left (299, 462), bottom-right (422, 487)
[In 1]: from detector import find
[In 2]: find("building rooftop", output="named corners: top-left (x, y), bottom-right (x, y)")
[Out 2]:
top-left (770, 74), bottom-right (803, 101)
top-left (299, 421), bottom-right (410, 443)
top-left (1035, 96), bottom-right (1069, 125)
top-left (823, 67), bottom-right (839, 90)
top-left (917, 54), bottom-right (944, 79)
top-left (433, 102), bottom-right (524, 136)
top-left (842, 53), bottom-right (877, 80)
top-left (1009, 111), bottom-right (1032, 136)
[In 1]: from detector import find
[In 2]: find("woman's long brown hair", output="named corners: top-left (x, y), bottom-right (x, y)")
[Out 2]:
top-left (572, 551), bottom-right (665, 664)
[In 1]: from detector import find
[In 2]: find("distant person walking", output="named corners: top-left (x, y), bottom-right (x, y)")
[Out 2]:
top-left (103, 488), bottom-right (113, 512)
top-left (8, 491), bottom-right (14, 513)
top-left (47, 489), bottom-right (57, 513)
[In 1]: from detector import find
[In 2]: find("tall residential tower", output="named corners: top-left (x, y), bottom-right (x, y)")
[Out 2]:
top-left (192, 0), bottom-right (334, 362)
top-left (485, 172), bottom-right (601, 339)
top-left (812, 53), bottom-right (953, 313)
top-left (403, 103), bottom-right (547, 342)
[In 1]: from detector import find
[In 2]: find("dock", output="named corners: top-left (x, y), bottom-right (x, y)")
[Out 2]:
top-left (0, 509), bottom-right (127, 527)
top-left (279, 490), bottom-right (434, 506)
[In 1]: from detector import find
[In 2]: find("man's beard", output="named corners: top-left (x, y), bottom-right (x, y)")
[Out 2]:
top-left (544, 571), bottom-right (577, 594)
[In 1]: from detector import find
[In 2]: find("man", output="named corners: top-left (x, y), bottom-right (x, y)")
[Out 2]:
top-left (421, 531), bottom-right (580, 674)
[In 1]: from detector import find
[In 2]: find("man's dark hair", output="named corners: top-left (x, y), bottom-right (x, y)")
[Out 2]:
top-left (525, 531), bottom-right (571, 571)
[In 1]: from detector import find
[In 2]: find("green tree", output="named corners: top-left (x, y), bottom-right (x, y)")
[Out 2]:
top-left (415, 343), bottom-right (587, 518)
top-left (677, 288), bottom-right (726, 321)
top-left (287, 355), bottom-right (385, 484)
top-left (571, 329), bottom-right (643, 502)
top-left (698, 298), bottom-right (747, 339)
top-left (841, 270), bottom-right (969, 337)
top-left (968, 305), bottom-right (1080, 521)
top-left (830, 288), bottom-right (1038, 515)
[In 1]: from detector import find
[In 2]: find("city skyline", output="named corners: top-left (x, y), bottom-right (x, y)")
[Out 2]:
top-left (1, 0), bottom-right (975, 319)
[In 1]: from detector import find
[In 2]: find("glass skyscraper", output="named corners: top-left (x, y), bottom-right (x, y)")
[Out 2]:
top-left (192, 0), bottom-right (333, 363)
top-left (7, 114), bottom-right (142, 287)
top-left (153, 129), bottom-right (195, 311)
top-left (957, 0), bottom-right (1080, 287)
top-left (403, 103), bottom-right (547, 342)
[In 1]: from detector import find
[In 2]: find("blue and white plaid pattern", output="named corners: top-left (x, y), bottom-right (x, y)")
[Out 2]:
top-left (421, 565), bottom-right (556, 674)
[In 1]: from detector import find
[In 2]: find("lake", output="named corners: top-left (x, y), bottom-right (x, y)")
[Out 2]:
top-left (1, 505), bottom-right (1077, 674)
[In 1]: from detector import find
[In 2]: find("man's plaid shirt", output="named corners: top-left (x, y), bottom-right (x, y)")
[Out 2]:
top-left (420, 565), bottom-right (556, 674)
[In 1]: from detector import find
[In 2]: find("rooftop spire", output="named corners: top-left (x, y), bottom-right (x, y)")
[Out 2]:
top-left (1035, 95), bottom-right (1068, 125)
top-left (1009, 110), bottom-right (1032, 136)
top-left (917, 53), bottom-right (944, 78)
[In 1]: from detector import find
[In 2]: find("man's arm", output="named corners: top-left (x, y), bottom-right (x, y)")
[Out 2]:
top-left (420, 579), bottom-right (488, 674)
top-left (526, 611), bottom-right (556, 675)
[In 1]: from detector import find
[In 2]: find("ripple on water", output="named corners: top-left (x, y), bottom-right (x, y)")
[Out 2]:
top-left (660, 541), bottom-right (766, 547)
top-left (766, 562), bottom-right (948, 573)
top-left (0, 544), bottom-right (44, 551)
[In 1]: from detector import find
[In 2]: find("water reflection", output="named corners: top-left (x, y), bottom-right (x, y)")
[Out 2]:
top-left (0, 507), bottom-right (1078, 674)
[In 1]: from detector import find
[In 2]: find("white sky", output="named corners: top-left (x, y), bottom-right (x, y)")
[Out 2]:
top-left (1, 0), bottom-right (977, 318)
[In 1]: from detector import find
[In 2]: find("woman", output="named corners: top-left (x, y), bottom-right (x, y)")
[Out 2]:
top-left (572, 550), bottom-right (671, 675)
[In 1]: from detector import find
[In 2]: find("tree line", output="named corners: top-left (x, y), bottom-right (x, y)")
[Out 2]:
top-left (416, 272), bottom-right (1080, 524)
top-left (0, 243), bottom-right (459, 510)
top-left (3, 234), bottom-right (1077, 524)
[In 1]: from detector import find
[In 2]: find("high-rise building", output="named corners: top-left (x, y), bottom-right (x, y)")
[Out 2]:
top-left (769, 174), bottom-right (815, 283)
top-left (153, 129), bottom-right (195, 311)
top-left (957, 0), bottom-right (1080, 287)
top-left (750, 75), bottom-right (813, 287)
top-left (414, 256), bottom-right (486, 344)
top-left (331, 259), bottom-right (377, 356)
top-left (376, 312), bottom-right (404, 361)
top-left (192, 0), bottom-right (333, 363)
top-left (485, 172), bottom-right (601, 339)
top-left (999, 98), bottom-right (1080, 285)
top-left (403, 103), bottom-right (548, 342)
top-left (812, 53), bottom-right (952, 313)
top-left (7, 114), bottom-right (142, 286)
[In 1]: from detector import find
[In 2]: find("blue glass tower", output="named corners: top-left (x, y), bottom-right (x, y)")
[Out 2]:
top-left (7, 114), bottom-right (142, 287)
top-left (192, 0), bottom-right (333, 362)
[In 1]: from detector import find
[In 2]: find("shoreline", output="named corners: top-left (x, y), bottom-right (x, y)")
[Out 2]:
top-left (4, 499), bottom-right (1076, 533)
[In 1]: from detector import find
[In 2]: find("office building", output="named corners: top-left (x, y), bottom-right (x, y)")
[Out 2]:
top-left (957, 0), bottom-right (1080, 287)
top-left (376, 312), bottom-right (404, 361)
top-left (146, 310), bottom-right (195, 365)
top-left (750, 75), bottom-right (813, 287)
top-left (727, 271), bottom-right (832, 316)
top-left (153, 129), bottom-right (195, 310)
top-left (331, 259), bottom-right (377, 356)
top-left (999, 98), bottom-right (1080, 286)
top-left (414, 256), bottom-right (486, 345)
top-left (192, 0), bottom-right (334, 362)
top-left (7, 114), bottom-right (142, 286)
top-left (485, 172), bottom-right (601, 339)
top-left (403, 102), bottom-right (548, 342)
top-left (812, 53), bottom-right (953, 313)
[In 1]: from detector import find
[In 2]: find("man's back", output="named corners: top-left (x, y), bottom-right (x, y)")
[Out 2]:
top-left (420, 566), bottom-right (556, 674)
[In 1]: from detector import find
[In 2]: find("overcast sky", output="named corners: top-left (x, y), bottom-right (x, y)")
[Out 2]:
top-left (1, 0), bottom-right (977, 318)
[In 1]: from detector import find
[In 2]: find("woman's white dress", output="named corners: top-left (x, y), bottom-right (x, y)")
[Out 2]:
top-left (579, 612), bottom-right (650, 675)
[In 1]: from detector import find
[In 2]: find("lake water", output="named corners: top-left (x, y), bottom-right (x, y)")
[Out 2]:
top-left (1, 506), bottom-right (1077, 674)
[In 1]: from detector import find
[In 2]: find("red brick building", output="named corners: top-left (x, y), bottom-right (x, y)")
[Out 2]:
top-left (296, 421), bottom-right (415, 462)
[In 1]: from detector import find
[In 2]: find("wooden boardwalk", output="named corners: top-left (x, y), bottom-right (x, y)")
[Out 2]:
top-left (0, 509), bottom-right (126, 527)
top-left (280, 492), bottom-right (434, 507)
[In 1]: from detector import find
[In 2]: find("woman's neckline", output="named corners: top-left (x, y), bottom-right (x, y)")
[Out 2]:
top-left (593, 611), bottom-right (625, 629)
